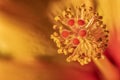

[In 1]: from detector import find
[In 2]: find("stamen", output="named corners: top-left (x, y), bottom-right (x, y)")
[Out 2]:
top-left (51, 4), bottom-right (109, 66)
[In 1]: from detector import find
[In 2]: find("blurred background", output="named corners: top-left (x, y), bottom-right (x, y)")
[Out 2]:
top-left (0, 0), bottom-right (120, 80)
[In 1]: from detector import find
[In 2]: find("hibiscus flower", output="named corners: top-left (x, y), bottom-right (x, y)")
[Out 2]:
top-left (0, 0), bottom-right (119, 80)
